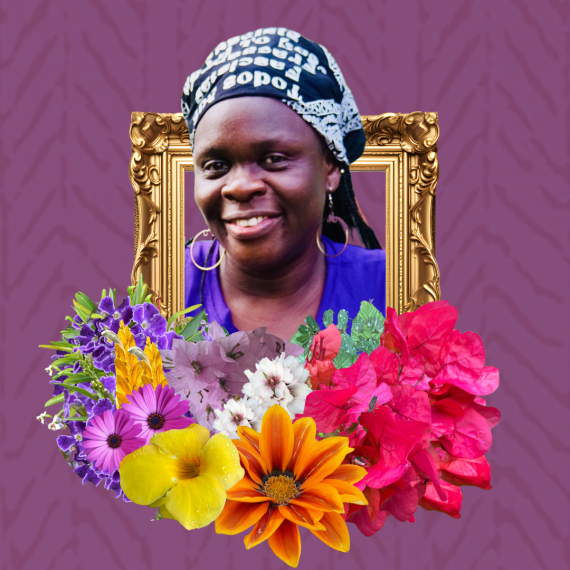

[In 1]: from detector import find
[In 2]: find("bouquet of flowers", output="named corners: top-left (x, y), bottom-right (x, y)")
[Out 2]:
top-left (38, 282), bottom-right (500, 568)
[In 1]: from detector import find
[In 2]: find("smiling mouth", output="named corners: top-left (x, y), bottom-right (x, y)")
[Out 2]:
top-left (230, 215), bottom-right (270, 227)
top-left (224, 214), bottom-right (281, 240)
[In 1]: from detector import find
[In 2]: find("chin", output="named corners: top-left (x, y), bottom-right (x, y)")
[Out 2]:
top-left (229, 243), bottom-right (286, 273)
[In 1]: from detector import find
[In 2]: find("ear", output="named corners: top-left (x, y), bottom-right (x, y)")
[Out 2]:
top-left (323, 152), bottom-right (342, 194)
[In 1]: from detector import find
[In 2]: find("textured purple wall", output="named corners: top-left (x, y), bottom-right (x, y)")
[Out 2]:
top-left (2, 1), bottom-right (569, 569)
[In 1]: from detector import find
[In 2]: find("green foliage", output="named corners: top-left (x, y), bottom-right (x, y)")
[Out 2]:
top-left (351, 301), bottom-right (385, 355)
top-left (180, 308), bottom-right (208, 341)
top-left (128, 274), bottom-right (153, 306)
top-left (167, 303), bottom-right (202, 330)
top-left (291, 300), bottom-right (385, 370)
top-left (333, 337), bottom-right (358, 368)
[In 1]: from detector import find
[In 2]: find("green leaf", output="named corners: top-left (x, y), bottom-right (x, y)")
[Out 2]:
top-left (66, 416), bottom-right (89, 422)
top-left (184, 330), bottom-right (206, 343)
top-left (323, 309), bottom-right (334, 328)
top-left (129, 274), bottom-right (149, 306)
top-left (290, 323), bottom-right (313, 351)
top-left (333, 349), bottom-right (358, 369)
top-left (351, 301), bottom-right (385, 354)
top-left (75, 292), bottom-right (97, 312)
top-left (354, 337), bottom-right (381, 355)
top-left (45, 394), bottom-right (65, 407)
top-left (181, 309), bottom-right (207, 339)
top-left (355, 300), bottom-right (383, 323)
top-left (39, 342), bottom-right (74, 352)
top-left (101, 289), bottom-right (107, 300)
top-left (305, 316), bottom-right (320, 335)
top-left (167, 304), bottom-right (201, 329)
top-left (73, 302), bottom-right (92, 323)
top-left (337, 309), bottom-right (349, 332)
top-left (62, 330), bottom-right (79, 340)
top-left (57, 374), bottom-right (93, 385)
top-left (51, 383), bottom-right (98, 400)
top-left (333, 332), bottom-right (358, 369)
top-left (52, 354), bottom-right (80, 367)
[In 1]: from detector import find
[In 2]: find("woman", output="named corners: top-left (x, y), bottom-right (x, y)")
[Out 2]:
top-left (182, 28), bottom-right (385, 341)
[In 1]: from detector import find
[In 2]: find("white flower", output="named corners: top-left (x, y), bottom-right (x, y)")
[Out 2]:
top-left (45, 365), bottom-right (53, 376)
top-left (242, 354), bottom-right (312, 420)
top-left (212, 396), bottom-right (264, 439)
top-left (48, 416), bottom-right (66, 431)
top-left (36, 411), bottom-right (49, 424)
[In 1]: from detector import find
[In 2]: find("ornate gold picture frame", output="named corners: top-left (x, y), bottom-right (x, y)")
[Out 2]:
top-left (130, 112), bottom-right (440, 319)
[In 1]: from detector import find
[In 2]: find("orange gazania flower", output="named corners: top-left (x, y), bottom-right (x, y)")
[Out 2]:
top-left (215, 404), bottom-right (368, 567)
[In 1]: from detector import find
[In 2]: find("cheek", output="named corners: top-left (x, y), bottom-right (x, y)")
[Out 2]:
top-left (194, 181), bottom-right (221, 221)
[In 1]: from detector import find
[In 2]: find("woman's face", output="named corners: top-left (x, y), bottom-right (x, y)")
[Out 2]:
top-left (193, 97), bottom-right (341, 272)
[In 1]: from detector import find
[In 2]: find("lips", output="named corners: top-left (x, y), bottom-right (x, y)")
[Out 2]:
top-left (223, 214), bottom-right (282, 240)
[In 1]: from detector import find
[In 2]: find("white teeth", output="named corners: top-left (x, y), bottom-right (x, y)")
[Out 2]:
top-left (234, 216), bottom-right (268, 227)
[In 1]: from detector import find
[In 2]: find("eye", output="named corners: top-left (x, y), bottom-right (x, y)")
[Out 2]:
top-left (262, 154), bottom-right (287, 167)
top-left (202, 160), bottom-right (229, 175)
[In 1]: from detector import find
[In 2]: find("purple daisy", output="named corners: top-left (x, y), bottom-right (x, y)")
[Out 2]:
top-left (122, 384), bottom-right (193, 444)
top-left (82, 409), bottom-right (145, 474)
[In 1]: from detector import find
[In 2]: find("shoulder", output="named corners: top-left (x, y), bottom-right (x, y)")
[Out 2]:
top-left (185, 239), bottom-right (218, 268)
top-left (323, 236), bottom-right (386, 270)
top-left (185, 240), bottom-right (219, 305)
top-left (320, 236), bottom-right (386, 317)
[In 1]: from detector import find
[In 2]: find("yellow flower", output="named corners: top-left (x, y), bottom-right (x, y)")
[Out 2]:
top-left (215, 405), bottom-right (368, 567)
top-left (113, 322), bottom-right (168, 408)
top-left (114, 322), bottom-right (142, 407)
top-left (120, 424), bottom-right (245, 530)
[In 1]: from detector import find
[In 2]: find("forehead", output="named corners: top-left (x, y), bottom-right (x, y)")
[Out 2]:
top-left (193, 97), bottom-right (323, 151)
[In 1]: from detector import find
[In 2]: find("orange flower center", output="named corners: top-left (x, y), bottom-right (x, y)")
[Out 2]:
top-left (262, 474), bottom-right (299, 505)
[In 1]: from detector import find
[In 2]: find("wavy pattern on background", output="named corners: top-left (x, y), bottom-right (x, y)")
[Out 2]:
top-left (1, 1), bottom-right (568, 569)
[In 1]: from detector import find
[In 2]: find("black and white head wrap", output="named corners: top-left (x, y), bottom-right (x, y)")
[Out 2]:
top-left (181, 27), bottom-right (381, 250)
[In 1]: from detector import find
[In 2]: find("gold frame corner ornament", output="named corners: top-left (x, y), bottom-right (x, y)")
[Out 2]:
top-left (130, 111), bottom-right (440, 318)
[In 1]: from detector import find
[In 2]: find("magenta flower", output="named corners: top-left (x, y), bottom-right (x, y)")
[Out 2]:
top-left (82, 409), bottom-right (145, 474)
top-left (122, 384), bottom-right (193, 444)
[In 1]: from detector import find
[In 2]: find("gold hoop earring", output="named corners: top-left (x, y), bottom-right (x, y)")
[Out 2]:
top-left (316, 194), bottom-right (349, 257)
top-left (190, 229), bottom-right (226, 271)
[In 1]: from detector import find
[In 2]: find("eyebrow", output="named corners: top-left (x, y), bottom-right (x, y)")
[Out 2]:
top-left (196, 136), bottom-right (302, 158)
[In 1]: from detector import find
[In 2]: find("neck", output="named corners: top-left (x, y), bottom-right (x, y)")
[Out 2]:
top-left (218, 241), bottom-right (327, 339)
top-left (219, 241), bottom-right (325, 299)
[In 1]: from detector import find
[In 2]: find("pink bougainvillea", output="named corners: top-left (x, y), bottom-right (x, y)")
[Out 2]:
top-left (296, 301), bottom-right (501, 536)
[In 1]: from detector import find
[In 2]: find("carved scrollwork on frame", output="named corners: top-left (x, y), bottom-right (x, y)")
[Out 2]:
top-left (131, 113), bottom-right (189, 317)
top-left (361, 112), bottom-right (441, 313)
top-left (131, 111), bottom-right (440, 319)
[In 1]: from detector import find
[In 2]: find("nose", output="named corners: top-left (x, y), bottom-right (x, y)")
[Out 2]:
top-left (221, 165), bottom-right (266, 202)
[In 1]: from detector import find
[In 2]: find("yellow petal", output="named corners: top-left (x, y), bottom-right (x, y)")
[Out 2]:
top-left (148, 496), bottom-right (166, 508)
top-left (296, 437), bottom-right (351, 489)
top-left (287, 417), bottom-right (316, 474)
top-left (309, 511), bottom-right (351, 553)
top-left (326, 464), bottom-right (367, 484)
top-left (321, 478), bottom-right (368, 505)
top-left (159, 503), bottom-right (176, 520)
top-left (119, 444), bottom-right (178, 505)
top-left (244, 506), bottom-right (285, 549)
top-left (233, 440), bottom-right (265, 485)
top-left (164, 472), bottom-right (227, 530)
top-left (150, 424), bottom-right (210, 462)
top-left (237, 425), bottom-right (261, 453)
top-left (114, 321), bottom-right (143, 408)
top-left (290, 483), bottom-right (344, 513)
top-left (259, 405), bottom-right (294, 473)
top-left (278, 503), bottom-right (326, 531)
top-left (267, 518), bottom-right (301, 568)
top-left (142, 337), bottom-right (169, 388)
top-left (215, 500), bottom-right (269, 535)
top-left (200, 433), bottom-right (244, 491)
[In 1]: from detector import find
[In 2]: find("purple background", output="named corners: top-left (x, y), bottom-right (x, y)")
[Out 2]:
top-left (2, 1), bottom-right (569, 569)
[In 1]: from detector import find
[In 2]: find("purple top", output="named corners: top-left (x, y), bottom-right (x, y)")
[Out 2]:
top-left (185, 236), bottom-right (386, 334)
